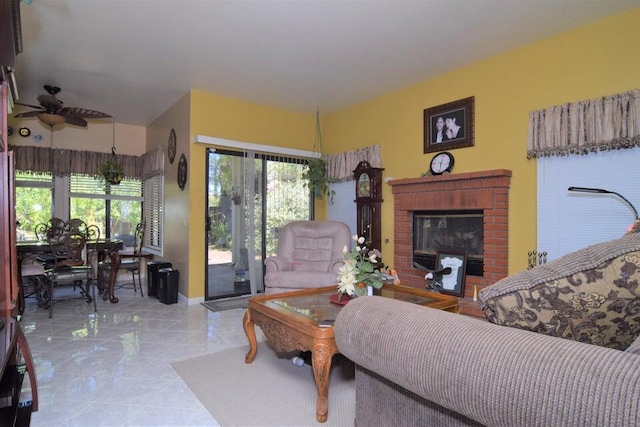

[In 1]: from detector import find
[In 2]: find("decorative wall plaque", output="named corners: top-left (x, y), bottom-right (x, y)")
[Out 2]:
top-left (168, 128), bottom-right (177, 164)
top-left (177, 153), bottom-right (187, 190)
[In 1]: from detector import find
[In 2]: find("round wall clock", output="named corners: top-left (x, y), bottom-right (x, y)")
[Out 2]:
top-left (168, 128), bottom-right (177, 164)
top-left (177, 153), bottom-right (187, 190)
top-left (19, 127), bottom-right (31, 137)
top-left (429, 151), bottom-right (454, 175)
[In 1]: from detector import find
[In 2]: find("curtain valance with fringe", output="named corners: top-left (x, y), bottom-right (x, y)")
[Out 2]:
top-left (324, 145), bottom-right (382, 182)
top-left (9, 145), bottom-right (164, 179)
top-left (140, 146), bottom-right (164, 180)
top-left (527, 88), bottom-right (640, 159)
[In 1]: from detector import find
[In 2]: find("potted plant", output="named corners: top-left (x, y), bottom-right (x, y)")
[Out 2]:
top-left (303, 157), bottom-right (335, 201)
top-left (231, 188), bottom-right (243, 205)
top-left (212, 220), bottom-right (230, 247)
top-left (98, 159), bottom-right (124, 185)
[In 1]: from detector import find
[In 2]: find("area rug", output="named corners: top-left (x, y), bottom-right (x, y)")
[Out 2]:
top-left (172, 345), bottom-right (355, 426)
top-left (201, 295), bottom-right (251, 312)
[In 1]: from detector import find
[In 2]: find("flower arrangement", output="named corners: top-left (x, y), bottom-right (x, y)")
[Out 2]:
top-left (337, 235), bottom-right (385, 299)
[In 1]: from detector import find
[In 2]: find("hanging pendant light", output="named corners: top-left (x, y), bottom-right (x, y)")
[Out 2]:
top-left (37, 112), bottom-right (66, 127)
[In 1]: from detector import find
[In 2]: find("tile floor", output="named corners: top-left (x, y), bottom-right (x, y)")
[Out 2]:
top-left (20, 283), bottom-right (260, 426)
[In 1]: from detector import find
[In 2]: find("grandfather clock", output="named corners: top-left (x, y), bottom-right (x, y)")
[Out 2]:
top-left (353, 161), bottom-right (384, 250)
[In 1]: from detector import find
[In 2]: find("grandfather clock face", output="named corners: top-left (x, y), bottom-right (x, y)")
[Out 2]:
top-left (358, 173), bottom-right (371, 197)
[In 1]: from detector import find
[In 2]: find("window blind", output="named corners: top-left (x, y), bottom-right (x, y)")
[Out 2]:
top-left (70, 175), bottom-right (142, 199)
top-left (537, 147), bottom-right (640, 261)
top-left (144, 174), bottom-right (163, 253)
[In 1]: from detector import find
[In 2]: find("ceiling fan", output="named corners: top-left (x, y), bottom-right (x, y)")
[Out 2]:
top-left (14, 85), bottom-right (112, 128)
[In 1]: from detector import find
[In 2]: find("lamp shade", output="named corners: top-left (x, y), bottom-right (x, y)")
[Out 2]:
top-left (37, 113), bottom-right (66, 127)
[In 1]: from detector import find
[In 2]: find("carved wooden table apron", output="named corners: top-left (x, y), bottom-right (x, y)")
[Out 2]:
top-left (242, 284), bottom-right (460, 423)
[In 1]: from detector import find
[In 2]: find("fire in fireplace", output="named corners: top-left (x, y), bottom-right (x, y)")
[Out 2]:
top-left (413, 210), bottom-right (483, 276)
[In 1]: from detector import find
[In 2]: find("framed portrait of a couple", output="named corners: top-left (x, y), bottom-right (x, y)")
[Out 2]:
top-left (423, 96), bottom-right (475, 153)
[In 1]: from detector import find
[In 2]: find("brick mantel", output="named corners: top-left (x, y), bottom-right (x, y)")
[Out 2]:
top-left (388, 169), bottom-right (512, 316)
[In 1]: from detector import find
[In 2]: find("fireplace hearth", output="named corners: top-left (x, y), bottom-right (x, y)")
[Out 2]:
top-left (389, 170), bottom-right (512, 316)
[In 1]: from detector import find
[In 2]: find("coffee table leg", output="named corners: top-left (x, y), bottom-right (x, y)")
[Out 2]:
top-left (243, 309), bottom-right (258, 363)
top-left (311, 344), bottom-right (333, 423)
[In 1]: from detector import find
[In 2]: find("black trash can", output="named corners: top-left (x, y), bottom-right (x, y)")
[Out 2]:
top-left (147, 261), bottom-right (172, 298)
top-left (158, 268), bottom-right (179, 305)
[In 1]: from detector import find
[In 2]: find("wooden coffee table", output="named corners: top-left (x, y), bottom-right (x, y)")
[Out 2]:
top-left (242, 284), bottom-right (459, 423)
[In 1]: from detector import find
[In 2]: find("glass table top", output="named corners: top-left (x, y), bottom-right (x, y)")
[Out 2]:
top-left (266, 287), bottom-right (440, 323)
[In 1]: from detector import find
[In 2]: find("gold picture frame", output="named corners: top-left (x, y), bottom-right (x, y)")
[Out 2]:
top-left (424, 96), bottom-right (475, 154)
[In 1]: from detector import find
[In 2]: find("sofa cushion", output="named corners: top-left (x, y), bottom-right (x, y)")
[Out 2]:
top-left (480, 233), bottom-right (640, 350)
top-left (625, 334), bottom-right (640, 355)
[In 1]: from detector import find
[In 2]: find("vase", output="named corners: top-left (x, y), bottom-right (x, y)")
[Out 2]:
top-left (366, 285), bottom-right (373, 296)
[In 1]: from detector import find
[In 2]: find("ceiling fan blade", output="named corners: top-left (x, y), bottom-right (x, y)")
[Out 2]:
top-left (61, 113), bottom-right (88, 127)
top-left (62, 107), bottom-right (112, 119)
top-left (37, 94), bottom-right (63, 111)
top-left (15, 102), bottom-right (44, 110)
top-left (13, 110), bottom-right (42, 118)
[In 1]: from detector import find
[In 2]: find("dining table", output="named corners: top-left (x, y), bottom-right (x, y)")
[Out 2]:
top-left (16, 238), bottom-right (125, 314)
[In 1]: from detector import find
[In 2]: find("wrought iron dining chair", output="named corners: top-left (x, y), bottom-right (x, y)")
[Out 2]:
top-left (20, 254), bottom-right (48, 309)
top-left (34, 217), bottom-right (67, 266)
top-left (85, 224), bottom-right (102, 280)
top-left (34, 217), bottom-right (66, 241)
top-left (28, 218), bottom-right (67, 306)
top-left (98, 221), bottom-right (146, 297)
top-left (43, 230), bottom-right (98, 318)
top-left (64, 218), bottom-right (90, 235)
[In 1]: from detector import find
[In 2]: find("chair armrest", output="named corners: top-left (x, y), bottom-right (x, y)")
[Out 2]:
top-left (264, 256), bottom-right (293, 273)
top-left (335, 296), bottom-right (640, 426)
top-left (328, 258), bottom-right (345, 273)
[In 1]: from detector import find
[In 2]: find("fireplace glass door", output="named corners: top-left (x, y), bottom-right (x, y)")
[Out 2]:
top-left (413, 210), bottom-right (483, 276)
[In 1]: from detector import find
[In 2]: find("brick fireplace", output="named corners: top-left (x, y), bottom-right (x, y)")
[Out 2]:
top-left (388, 169), bottom-right (512, 316)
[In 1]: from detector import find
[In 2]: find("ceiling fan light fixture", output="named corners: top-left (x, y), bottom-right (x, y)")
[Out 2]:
top-left (15, 85), bottom-right (111, 128)
top-left (37, 112), bottom-right (66, 127)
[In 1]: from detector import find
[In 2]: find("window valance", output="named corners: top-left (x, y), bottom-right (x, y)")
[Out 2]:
top-left (324, 145), bottom-right (382, 182)
top-left (527, 88), bottom-right (640, 159)
top-left (140, 147), bottom-right (164, 180)
top-left (9, 145), bottom-right (164, 179)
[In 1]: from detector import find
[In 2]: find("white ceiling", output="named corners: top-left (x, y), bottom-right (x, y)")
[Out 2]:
top-left (13, 0), bottom-right (640, 127)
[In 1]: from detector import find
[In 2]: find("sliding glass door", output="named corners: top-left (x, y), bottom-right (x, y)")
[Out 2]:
top-left (205, 149), bottom-right (311, 300)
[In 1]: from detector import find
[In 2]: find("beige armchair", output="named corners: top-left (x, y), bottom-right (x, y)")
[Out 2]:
top-left (264, 220), bottom-right (351, 294)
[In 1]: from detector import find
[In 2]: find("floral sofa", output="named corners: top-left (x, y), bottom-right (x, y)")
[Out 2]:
top-left (334, 233), bottom-right (640, 426)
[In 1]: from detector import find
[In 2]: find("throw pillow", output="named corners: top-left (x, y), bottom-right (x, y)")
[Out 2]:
top-left (480, 233), bottom-right (640, 350)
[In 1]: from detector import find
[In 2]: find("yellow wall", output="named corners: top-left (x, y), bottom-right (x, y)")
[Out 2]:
top-left (322, 8), bottom-right (640, 274)
top-left (185, 90), bottom-right (315, 298)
